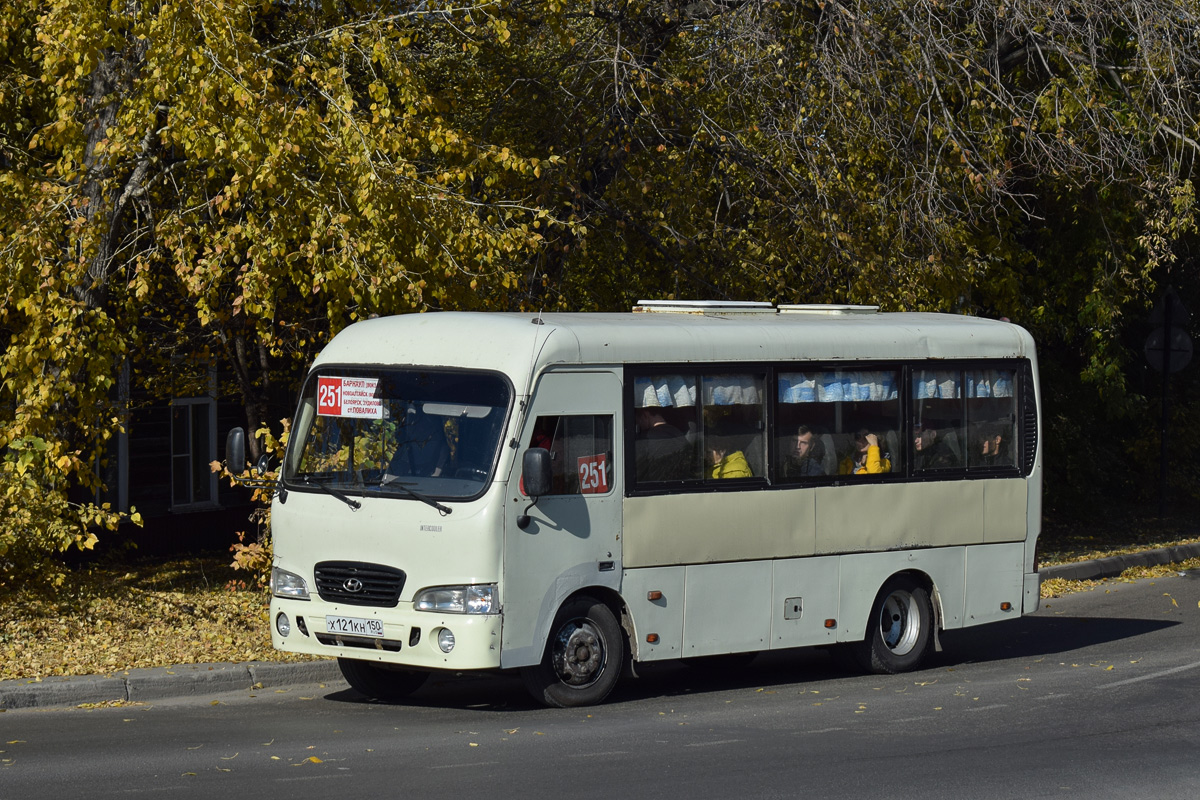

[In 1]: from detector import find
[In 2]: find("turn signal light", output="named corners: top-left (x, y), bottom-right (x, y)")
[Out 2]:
top-left (646, 633), bottom-right (660, 644)
top-left (647, 591), bottom-right (663, 601)
top-left (1000, 602), bottom-right (1013, 611)
top-left (824, 619), bottom-right (837, 629)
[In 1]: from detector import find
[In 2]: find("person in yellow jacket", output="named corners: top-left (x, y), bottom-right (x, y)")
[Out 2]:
top-left (710, 447), bottom-right (753, 478)
top-left (839, 430), bottom-right (891, 475)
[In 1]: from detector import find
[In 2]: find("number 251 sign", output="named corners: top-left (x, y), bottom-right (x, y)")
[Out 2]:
top-left (317, 376), bottom-right (382, 419)
top-left (577, 454), bottom-right (608, 494)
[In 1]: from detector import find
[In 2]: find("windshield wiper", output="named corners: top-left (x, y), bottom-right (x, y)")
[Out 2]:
top-left (300, 476), bottom-right (361, 511)
top-left (379, 474), bottom-right (453, 516)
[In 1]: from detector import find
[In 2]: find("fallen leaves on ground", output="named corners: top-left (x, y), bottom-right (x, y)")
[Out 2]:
top-left (0, 556), bottom-right (314, 681)
top-left (1040, 558), bottom-right (1200, 598)
top-left (1037, 516), bottom-right (1200, 568)
top-left (1037, 516), bottom-right (1200, 599)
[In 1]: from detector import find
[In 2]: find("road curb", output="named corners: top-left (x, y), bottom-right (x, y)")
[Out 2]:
top-left (0, 659), bottom-right (343, 710)
top-left (1038, 542), bottom-right (1200, 582)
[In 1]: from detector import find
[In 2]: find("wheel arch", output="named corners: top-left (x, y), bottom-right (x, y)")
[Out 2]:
top-left (838, 563), bottom-right (946, 646)
top-left (566, 585), bottom-right (626, 627)
top-left (891, 568), bottom-right (946, 652)
top-left (559, 586), bottom-right (639, 665)
top-left (891, 568), bottom-right (940, 617)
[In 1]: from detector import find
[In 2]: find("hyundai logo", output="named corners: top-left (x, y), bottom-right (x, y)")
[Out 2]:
top-left (343, 578), bottom-right (365, 593)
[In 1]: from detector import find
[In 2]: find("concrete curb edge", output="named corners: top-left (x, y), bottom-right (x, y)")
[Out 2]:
top-left (1, 659), bottom-right (343, 711)
top-left (1037, 542), bottom-right (1200, 582)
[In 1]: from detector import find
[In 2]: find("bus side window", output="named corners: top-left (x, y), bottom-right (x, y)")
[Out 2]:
top-left (911, 367), bottom-right (1020, 475)
top-left (528, 415), bottom-right (614, 495)
top-left (701, 373), bottom-right (766, 480)
top-left (832, 370), bottom-right (901, 476)
top-left (965, 369), bottom-right (1018, 470)
top-left (911, 369), bottom-right (965, 473)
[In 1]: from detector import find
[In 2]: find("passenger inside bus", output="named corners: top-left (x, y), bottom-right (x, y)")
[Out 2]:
top-left (707, 426), bottom-right (753, 479)
top-left (634, 407), bottom-right (693, 481)
top-left (913, 423), bottom-right (956, 470)
top-left (974, 422), bottom-right (1010, 467)
top-left (839, 429), bottom-right (892, 475)
top-left (389, 406), bottom-right (450, 477)
top-left (782, 424), bottom-right (827, 477)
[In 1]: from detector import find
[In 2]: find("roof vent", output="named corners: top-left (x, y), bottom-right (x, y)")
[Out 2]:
top-left (777, 304), bottom-right (879, 316)
top-left (634, 300), bottom-right (775, 315)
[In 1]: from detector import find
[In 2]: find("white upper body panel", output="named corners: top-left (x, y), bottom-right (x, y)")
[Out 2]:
top-left (312, 308), bottom-right (1037, 385)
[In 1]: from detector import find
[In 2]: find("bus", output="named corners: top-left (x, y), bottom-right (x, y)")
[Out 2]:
top-left (235, 300), bottom-right (1041, 707)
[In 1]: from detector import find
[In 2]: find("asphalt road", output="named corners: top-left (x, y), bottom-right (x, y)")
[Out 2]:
top-left (2, 571), bottom-right (1199, 799)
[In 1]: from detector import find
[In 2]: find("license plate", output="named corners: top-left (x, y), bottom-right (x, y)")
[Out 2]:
top-left (325, 615), bottom-right (384, 638)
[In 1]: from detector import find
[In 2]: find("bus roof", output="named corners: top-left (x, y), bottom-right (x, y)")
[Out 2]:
top-left (312, 306), bottom-right (1036, 382)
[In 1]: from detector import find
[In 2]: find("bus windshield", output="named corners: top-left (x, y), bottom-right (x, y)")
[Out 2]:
top-left (284, 367), bottom-right (511, 501)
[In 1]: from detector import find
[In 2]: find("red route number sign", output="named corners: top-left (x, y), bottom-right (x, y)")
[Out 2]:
top-left (317, 376), bottom-right (382, 419)
top-left (577, 454), bottom-right (608, 494)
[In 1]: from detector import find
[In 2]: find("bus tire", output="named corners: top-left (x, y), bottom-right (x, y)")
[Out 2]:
top-left (854, 576), bottom-right (934, 674)
top-left (338, 657), bottom-right (429, 701)
top-left (521, 596), bottom-right (624, 708)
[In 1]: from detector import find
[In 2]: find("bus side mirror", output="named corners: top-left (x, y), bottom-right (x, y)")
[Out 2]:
top-left (226, 427), bottom-right (246, 473)
top-left (522, 447), bottom-right (552, 498)
top-left (517, 447), bottom-right (552, 530)
top-left (224, 426), bottom-right (282, 495)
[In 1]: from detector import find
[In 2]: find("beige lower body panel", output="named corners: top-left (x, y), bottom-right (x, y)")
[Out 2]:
top-left (623, 478), bottom-right (1028, 568)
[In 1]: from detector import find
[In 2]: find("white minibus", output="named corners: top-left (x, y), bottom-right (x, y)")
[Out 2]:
top-left (241, 301), bottom-right (1041, 707)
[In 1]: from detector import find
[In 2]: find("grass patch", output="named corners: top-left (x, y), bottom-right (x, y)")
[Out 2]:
top-left (0, 556), bottom-right (313, 682)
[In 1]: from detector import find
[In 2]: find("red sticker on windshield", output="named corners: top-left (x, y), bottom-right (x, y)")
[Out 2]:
top-left (317, 377), bottom-right (382, 419)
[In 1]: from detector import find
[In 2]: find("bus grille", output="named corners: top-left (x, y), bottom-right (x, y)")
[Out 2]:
top-left (314, 561), bottom-right (406, 607)
top-left (315, 633), bottom-right (403, 652)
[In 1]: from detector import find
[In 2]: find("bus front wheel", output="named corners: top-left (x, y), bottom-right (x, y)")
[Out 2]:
top-left (521, 596), bottom-right (624, 708)
top-left (854, 576), bottom-right (934, 674)
top-left (338, 657), bottom-right (429, 701)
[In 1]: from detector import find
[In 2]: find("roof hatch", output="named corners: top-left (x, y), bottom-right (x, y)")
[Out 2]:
top-left (777, 304), bottom-right (879, 316)
top-left (634, 300), bottom-right (775, 315)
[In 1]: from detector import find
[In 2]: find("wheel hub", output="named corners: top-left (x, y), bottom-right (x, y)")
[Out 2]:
top-left (554, 621), bottom-right (605, 686)
top-left (880, 591), bottom-right (920, 655)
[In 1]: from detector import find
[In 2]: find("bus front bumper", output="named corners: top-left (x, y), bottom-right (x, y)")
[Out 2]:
top-left (270, 598), bottom-right (503, 671)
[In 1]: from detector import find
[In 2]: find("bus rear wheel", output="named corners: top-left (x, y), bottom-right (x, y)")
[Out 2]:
top-left (854, 576), bottom-right (934, 674)
top-left (338, 657), bottom-right (429, 701)
top-left (521, 596), bottom-right (624, 708)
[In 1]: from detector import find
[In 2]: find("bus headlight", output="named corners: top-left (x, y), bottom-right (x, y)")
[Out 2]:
top-left (272, 568), bottom-right (310, 600)
top-left (413, 584), bottom-right (498, 615)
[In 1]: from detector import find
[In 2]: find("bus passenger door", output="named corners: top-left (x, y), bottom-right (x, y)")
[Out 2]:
top-left (501, 371), bottom-right (624, 668)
